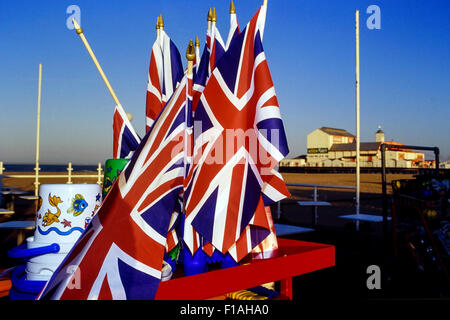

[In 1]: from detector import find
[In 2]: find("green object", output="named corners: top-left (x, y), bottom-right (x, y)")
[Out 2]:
top-left (168, 242), bottom-right (181, 262)
top-left (102, 158), bottom-right (129, 199)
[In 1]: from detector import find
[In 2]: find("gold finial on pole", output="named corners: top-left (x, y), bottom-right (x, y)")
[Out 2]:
top-left (186, 39), bottom-right (196, 61)
top-left (212, 8), bottom-right (217, 23)
top-left (159, 14), bottom-right (164, 29)
top-left (156, 16), bottom-right (161, 38)
top-left (186, 39), bottom-right (195, 76)
top-left (207, 8), bottom-right (213, 22)
top-left (72, 18), bottom-right (121, 107)
top-left (195, 36), bottom-right (200, 48)
top-left (230, 0), bottom-right (236, 14)
top-left (207, 8), bottom-right (212, 31)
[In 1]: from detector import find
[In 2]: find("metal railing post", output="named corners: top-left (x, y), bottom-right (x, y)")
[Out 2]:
top-left (34, 164), bottom-right (40, 196)
top-left (67, 162), bottom-right (73, 184)
top-left (97, 162), bottom-right (103, 185)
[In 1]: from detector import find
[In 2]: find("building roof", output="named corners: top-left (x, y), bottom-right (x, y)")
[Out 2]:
top-left (319, 127), bottom-right (355, 137)
top-left (329, 142), bottom-right (382, 152)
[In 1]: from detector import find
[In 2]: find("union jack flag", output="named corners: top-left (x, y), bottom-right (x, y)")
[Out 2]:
top-left (39, 75), bottom-right (191, 300)
top-left (146, 29), bottom-right (183, 132)
top-left (113, 104), bottom-right (141, 159)
top-left (183, 6), bottom-right (289, 260)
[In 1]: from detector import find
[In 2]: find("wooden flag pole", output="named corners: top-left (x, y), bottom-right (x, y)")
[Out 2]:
top-left (34, 63), bottom-right (42, 196)
top-left (72, 19), bottom-right (121, 107)
top-left (355, 10), bottom-right (361, 230)
top-left (263, 0), bottom-right (268, 7)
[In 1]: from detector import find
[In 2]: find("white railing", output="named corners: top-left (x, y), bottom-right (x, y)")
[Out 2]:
top-left (0, 161), bottom-right (103, 196)
top-left (277, 183), bottom-right (357, 223)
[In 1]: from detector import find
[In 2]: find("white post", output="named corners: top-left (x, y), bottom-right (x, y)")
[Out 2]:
top-left (0, 161), bottom-right (4, 175)
top-left (355, 10), bottom-right (361, 231)
top-left (67, 162), bottom-right (73, 184)
top-left (97, 162), bottom-right (103, 185)
top-left (34, 64), bottom-right (43, 197)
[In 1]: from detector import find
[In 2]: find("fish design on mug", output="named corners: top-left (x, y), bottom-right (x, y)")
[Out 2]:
top-left (67, 194), bottom-right (88, 216)
top-left (42, 194), bottom-right (63, 227)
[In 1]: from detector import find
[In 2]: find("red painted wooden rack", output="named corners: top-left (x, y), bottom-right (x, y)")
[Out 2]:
top-left (155, 238), bottom-right (335, 300)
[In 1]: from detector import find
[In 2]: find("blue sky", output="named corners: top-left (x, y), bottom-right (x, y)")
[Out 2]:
top-left (0, 0), bottom-right (449, 164)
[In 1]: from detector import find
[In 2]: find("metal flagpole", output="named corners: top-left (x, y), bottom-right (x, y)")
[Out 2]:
top-left (72, 19), bottom-right (121, 107)
top-left (34, 64), bottom-right (43, 197)
top-left (355, 10), bottom-right (361, 231)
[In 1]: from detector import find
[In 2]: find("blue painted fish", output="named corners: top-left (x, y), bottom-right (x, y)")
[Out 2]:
top-left (67, 194), bottom-right (88, 216)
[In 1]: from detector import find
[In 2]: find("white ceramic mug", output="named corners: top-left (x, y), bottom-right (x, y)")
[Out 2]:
top-left (34, 184), bottom-right (102, 244)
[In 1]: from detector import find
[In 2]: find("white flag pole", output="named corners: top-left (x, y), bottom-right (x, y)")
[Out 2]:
top-left (34, 64), bottom-right (42, 196)
top-left (355, 10), bottom-right (361, 231)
